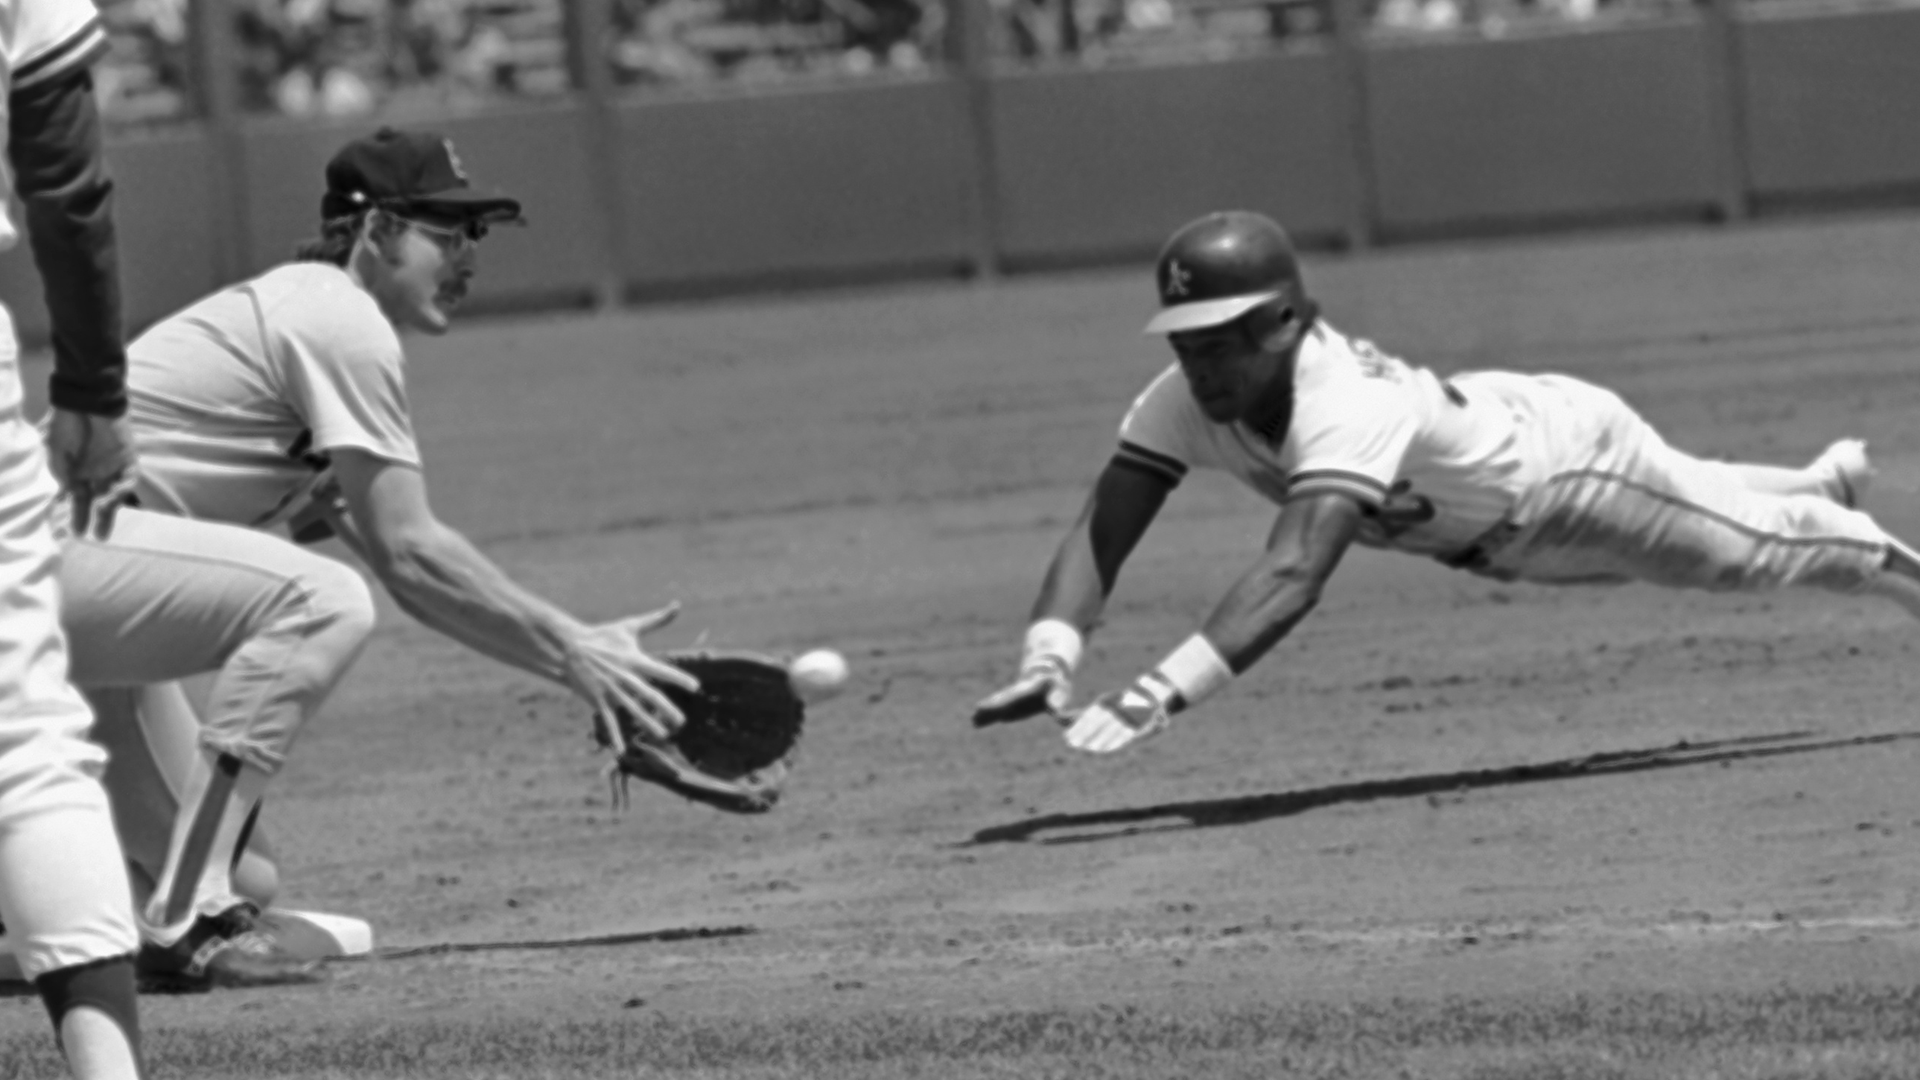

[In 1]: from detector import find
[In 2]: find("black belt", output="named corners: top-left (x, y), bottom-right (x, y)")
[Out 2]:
top-left (1438, 520), bottom-right (1522, 573)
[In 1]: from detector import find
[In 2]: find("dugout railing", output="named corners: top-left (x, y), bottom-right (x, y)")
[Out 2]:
top-left (1, 0), bottom-right (1917, 341)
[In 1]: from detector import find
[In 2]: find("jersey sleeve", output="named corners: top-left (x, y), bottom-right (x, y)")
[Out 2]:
top-left (0, 7), bottom-right (20, 252)
top-left (1113, 365), bottom-right (1202, 486)
top-left (1284, 366), bottom-right (1418, 509)
top-left (278, 299), bottom-right (422, 468)
top-left (13, 65), bottom-right (126, 417)
top-left (12, 0), bottom-right (108, 92)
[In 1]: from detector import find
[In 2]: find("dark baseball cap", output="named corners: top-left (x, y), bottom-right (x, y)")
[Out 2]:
top-left (321, 126), bottom-right (523, 223)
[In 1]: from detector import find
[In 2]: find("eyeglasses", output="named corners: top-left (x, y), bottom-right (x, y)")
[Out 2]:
top-left (403, 216), bottom-right (488, 249)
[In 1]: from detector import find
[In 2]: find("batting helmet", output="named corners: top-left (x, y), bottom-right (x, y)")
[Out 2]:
top-left (1144, 211), bottom-right (1302, 335)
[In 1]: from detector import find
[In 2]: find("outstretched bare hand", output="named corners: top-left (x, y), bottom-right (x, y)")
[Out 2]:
top-left (566, 602), bottom-right (700, 754)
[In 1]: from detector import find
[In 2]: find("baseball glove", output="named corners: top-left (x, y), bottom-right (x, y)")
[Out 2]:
top-left (595, 650), bottom-right (805, 815)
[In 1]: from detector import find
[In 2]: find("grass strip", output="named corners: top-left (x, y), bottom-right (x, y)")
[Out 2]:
top-left (6, 985), bottom-right (1920, 1079)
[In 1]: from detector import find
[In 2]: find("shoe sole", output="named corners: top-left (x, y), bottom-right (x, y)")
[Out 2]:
top-left (135, 970), bottom-right (215, 995)
top-left (136, 964), bottom-right (328, 994)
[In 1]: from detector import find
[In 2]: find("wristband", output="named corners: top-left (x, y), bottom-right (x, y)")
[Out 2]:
top-left (1022, 618), bottom-right (1084, 674)
top-left (1148, 634), bottom-right (1233, 712)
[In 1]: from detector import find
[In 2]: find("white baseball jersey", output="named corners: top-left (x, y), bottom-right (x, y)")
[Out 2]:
top-left (1117, 320), bottom-right (1555, 559)
top-left (9, 0), bottom-right (104, 90)
top-left (125, 261), bottom-right (423, 528)
top-left (0, 0), bottom-right (107, 272)
top-left (1114, 318), bottom-right (1892, 592)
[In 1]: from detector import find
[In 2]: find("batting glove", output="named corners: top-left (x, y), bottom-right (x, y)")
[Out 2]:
top-left (972, 619), bottom-right (1082, 728)
top-left (1063, 674), bottom-right (1177, 754)
top-left (972, 655), bottom-right (1073, 727)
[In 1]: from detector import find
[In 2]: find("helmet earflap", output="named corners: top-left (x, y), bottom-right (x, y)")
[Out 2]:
top-left (1234, 294), bottom-right (1319, 362)
top-left (1237, 298), bottom-right (1295, 347)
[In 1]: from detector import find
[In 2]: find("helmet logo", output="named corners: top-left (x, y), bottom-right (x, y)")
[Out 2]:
top-left (443, 139), bottom-right (470, 182)
top-left (1164, 260), bottom-right (1192, 299)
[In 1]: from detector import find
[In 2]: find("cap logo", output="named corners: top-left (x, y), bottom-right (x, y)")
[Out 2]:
top-left (1164, 260), bottom-right (1192, 299)
top-left (443, 139), bottom-right (469, 182)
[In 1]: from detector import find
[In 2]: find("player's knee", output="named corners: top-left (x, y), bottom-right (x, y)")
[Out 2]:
top-left (36, 954), bottom-right (139, 1049)
top-left (306, 558), bottom-right (377, 645)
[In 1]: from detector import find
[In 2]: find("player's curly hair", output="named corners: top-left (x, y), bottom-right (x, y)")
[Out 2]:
top-left (292, 211), bottom-right (367, 266)
top-left (292, 209), bottom-right (413, 267)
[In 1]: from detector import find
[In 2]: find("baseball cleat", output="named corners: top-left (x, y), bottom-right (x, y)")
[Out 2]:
top-left (1813, 438), bottom-right (1873, 509)
top-left (135, 903), bottom-right (328, 992)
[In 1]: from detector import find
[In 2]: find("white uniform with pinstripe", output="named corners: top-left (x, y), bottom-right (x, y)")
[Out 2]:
top-left (1116, 321), bottom-right (1891, 595)
top-left (0, 0), bottom-right (138, 985)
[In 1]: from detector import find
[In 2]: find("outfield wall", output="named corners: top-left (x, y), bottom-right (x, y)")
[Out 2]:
top-left (987, 51), bottom-right (1360, 265)
top-left (6, 2), bottom-right (1920, 342)
top-left (1739, 6), bottom-right (1920, 204)
top-left (1364, 22), bottom-right (1729, 234)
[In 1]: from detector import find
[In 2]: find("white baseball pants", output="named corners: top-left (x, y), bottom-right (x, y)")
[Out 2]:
top-left (61, 507), bottom-right (376, 775)
top-left (59, 507), bottom-right (375, 928)
top-left (0, 307), bottom-right (138, 983)
top-left (1480, 375), bottom-right (1890, 592)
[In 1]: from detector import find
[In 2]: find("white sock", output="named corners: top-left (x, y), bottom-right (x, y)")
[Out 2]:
top-left (143, 751), bottom-right (269, 940)
top-left (1866, 541), bottom-right (1920, 621)
top-left (59, 1006), bottom-right (141, 1080)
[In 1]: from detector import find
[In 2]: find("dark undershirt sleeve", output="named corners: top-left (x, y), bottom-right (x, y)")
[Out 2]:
top-left (1113, 439), bottom-right (1188, 488)
top-left (10, 65), bottom-right (126, 417)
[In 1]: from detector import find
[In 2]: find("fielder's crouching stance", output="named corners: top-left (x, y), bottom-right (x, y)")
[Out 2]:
top-left (84, 127), bottom-right (697, 987)
top-left (974, 211), bottom-right (1920, 754)
top-left (60, 509), bottom-right (376, 990)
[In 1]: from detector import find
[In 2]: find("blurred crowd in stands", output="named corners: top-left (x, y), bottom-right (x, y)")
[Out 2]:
top-left (88, 0), bottom-right (1795, 122)
top-left (94, 0), bottom-right (942, 120)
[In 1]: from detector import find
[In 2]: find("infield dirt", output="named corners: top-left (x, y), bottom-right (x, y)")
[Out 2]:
top-left (5, 212), bottom-right (1920, 1076)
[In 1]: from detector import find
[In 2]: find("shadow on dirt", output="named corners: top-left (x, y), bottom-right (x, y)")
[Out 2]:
top-left (967, 730), bottom-right (1920, 846)
top-left (0, 924), bottom-right (761, 998)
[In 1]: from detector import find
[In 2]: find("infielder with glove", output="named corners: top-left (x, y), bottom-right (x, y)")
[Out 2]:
top-left (76, 127), bottom-right (699, 989)
top-left (975, 210), bottom-right (1916, 757)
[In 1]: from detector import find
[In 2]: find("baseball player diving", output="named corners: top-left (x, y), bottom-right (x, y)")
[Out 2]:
top-left (70, 126), bottom-right (699, 990)
top-left (973, 210), bottom-right (1918, 756)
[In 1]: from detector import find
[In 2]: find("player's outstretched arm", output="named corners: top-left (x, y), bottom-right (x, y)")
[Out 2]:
top-left (1063, 491), bottom-right (1362, 753)
top-left (1201, 490), bottom-right (1363, 667)
top-left (974, 460), bottom-right (1172, 727)
top-left (331, 448), bottom-right (697, 738)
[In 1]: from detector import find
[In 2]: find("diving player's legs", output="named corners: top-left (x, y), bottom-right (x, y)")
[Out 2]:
top-left (1634, 439), bottom-right (1891, 593)
top-left (1872, 539), bottom-right (1920, 619)
top-left (1661, 437), bottom-right (1920, 614)
top-left (1491, 385), bottom-right (1903, 599)
top-left (1715, 439), bottom-right (1873, 507)
top-left (61, 508), bottom-right (376, 988)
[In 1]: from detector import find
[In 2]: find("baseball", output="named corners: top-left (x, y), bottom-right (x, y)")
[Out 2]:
top-left (789, 648), bottom-right (849, 702)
